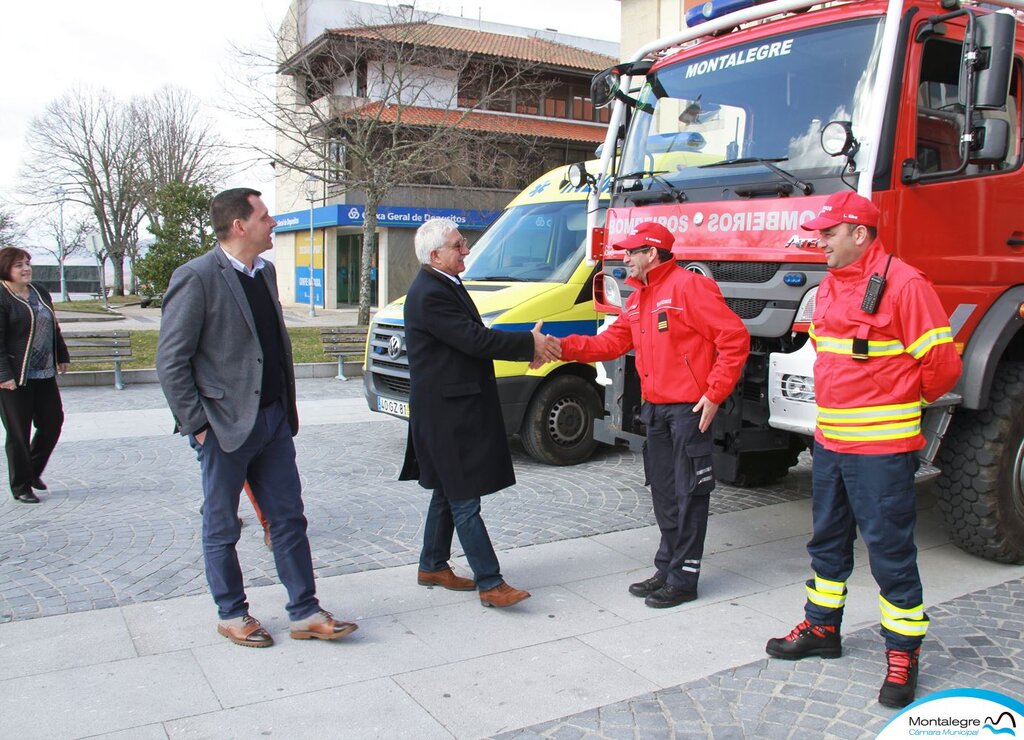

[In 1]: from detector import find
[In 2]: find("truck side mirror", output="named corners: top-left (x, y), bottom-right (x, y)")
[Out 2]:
top-left (969, 115), bottom-right (1010, 163)
top-left (961, 11), bottom-right (1016, 109)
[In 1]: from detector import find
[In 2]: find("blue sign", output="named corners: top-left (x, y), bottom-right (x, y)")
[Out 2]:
top-left (274, 204), bottom-right (500, 233)
top-left (296, 268), bottom-right (324, 306)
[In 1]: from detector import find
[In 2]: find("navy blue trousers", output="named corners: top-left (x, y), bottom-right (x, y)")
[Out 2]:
top-left (806, 443), bottom-right (926, 650)
top-left (642, 403), bottom-right (715, 591)
top-left (191, 400), bottom-right (319, 621)
top-left (419, 488), bottom-right (502, 591)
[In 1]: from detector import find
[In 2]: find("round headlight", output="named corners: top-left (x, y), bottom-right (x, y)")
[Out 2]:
top-left (603, 274), bottom-right (622, 308)
top-left (821, 121), bottom-right (854, 157)
top-left (567, 162), bottom-right (590, 189)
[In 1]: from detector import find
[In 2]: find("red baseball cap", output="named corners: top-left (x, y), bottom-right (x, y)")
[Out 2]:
top-left (801, 191), bottom-right (880, 231)
top-left (616, 221), bottom-right (676, 251)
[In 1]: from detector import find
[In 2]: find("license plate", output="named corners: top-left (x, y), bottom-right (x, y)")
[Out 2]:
top-left (377, 396), bottom-right (409, 418)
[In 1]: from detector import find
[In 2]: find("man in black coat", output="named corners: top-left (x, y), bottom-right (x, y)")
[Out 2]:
top-left (399, 218), bottom-right (559, 608)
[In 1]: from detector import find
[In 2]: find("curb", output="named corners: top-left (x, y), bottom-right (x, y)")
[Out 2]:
top-left (56, 361), bottom-right (364, 388)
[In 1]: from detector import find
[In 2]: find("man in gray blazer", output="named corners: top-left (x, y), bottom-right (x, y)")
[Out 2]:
top-left (157, 187), bottom-right (356, 648)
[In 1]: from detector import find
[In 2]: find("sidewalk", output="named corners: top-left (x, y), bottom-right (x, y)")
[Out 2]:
top-left (1, 380), bottom-right (1022, 738)
top-left (56, 303), bottom-right (370, 332)
top-left (1, 499), bottom-right (1021, 737)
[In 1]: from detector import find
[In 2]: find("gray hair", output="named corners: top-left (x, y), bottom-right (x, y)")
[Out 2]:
top-left (414, 217), bottom-right (459, 264)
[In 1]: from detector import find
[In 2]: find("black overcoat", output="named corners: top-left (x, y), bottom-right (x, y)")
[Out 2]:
top-left (398, 266), bottom-right (533, 500)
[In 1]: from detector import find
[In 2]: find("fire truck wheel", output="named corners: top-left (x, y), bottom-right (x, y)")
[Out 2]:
top-left (520, 375), bottom-right (601, 466)
top-left (935, 361), bottom-right (1024, 564)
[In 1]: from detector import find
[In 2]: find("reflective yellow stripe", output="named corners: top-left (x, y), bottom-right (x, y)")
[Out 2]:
top-left (879, 596), bottom-right (929, 637)
top-left (812, 334), bottom-right (905, 357)
top-left (806, 575), bottom-right (847, 609)
top-left (906, 326), bottom-right (954, 359)
top-left (817, 402), bottom-right (921, 424)
top-left (818, 419), bottom-right (922, 442)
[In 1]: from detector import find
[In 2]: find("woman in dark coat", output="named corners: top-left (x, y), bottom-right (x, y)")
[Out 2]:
top-left (0, 247), bottom-right (70, 503)
top-left (399, 218), bottom-right (557, 608)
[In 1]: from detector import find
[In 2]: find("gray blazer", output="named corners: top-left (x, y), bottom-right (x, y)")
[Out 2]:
top-left (156, 247), bottom-right (299, 453)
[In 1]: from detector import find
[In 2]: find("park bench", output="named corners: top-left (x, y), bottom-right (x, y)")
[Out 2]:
top-left (320, 326), bottom-right (368, 380)
top-left (64, 330), bottom-right (133, 390)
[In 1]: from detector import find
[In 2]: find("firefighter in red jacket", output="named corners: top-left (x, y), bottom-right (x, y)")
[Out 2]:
top-left (546, 221), bottom-right (749, 608)
top-left (766, 191), bottom-right (962, 708)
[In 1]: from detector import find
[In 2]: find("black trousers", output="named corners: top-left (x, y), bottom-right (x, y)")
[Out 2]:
top-left (0, 377), bottom-right (64, 498)
top-left (641, 402), bottom-right (716, 591)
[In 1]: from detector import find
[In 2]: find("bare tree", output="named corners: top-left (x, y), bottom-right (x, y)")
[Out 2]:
top-left (137, 86), bottom-right (228, 229)
top-left (20, 87), bottom-right (148, 296)
top-left (39, 211), bottom-right (88, 302)
top-left (234, 2), bottom-right (552, 324)
top-left (20, 85), bottom-right (228, 296)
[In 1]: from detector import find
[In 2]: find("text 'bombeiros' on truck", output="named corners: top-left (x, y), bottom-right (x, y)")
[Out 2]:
top-left (571, 0), bottom-right (1024, 562)
top-left (364, 162), bottom-right (609, 466)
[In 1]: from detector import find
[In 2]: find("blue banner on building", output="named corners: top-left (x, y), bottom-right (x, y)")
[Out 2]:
top-left (274, 204), bottom-right (500, 233)
top-left (296, 268), bottom-right (324, 306)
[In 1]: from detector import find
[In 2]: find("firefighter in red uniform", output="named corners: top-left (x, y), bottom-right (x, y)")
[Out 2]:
top-left (766, 191), bottom-right (962, 708)
top-left (543, 221), bottom-right (749, 608)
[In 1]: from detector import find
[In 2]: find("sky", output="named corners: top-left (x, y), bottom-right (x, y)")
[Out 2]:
top-left (2, 0), bottom-right (621, 248)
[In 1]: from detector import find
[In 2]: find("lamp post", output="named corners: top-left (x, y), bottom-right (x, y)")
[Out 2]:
top-left (302, 175), bottom-right (318, 317)
top-left (55, 186), bottom-right (68, 302)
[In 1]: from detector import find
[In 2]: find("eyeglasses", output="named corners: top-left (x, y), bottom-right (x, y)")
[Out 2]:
top-left (444, 236), bottom-right (469, 251)
top-left (624, 245), bottom-right (653, 256)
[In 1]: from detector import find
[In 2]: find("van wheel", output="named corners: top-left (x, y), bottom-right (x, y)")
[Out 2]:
top-left (935, 362), bottom-right (1024, 564)
top-left (520, 375), bottom-right (601, 466)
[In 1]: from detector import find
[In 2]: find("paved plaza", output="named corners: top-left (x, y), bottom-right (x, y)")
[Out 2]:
top-left (0, 375), bottom-right (1022, 738)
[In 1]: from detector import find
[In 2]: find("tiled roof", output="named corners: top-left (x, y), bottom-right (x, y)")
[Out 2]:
top-left (342, 102), bottom-right (606, 144)
top-left (325, 22), bottom-right (616, 72)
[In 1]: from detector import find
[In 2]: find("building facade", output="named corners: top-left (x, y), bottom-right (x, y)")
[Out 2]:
top-left (272, 0), bottom-right (618, 309)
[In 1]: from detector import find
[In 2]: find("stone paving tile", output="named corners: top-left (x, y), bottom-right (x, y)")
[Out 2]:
top-left (0, 379), bottom-right (811, 623)
top-left (497, 577), bottom-right (1024, 739)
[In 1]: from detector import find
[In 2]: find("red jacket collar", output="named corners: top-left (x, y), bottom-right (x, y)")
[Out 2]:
top-left (830, 238), bottom-right (890, 282)
top-left (626, 259), bottom-right (677, 292)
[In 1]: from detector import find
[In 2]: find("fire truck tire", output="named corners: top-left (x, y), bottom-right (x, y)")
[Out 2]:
top-left (935, 361), bottom-right (1024, 564)
top-left (520, 375), bottom-right (602, 466)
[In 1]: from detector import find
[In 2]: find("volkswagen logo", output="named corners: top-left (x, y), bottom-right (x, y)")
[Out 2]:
top-left (387, 335), bottom-right (403, 359)
top-left (684, 262), bottom-right (709, 277)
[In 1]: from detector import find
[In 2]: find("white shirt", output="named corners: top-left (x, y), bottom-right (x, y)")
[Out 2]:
top-left (220, 246), bottom-right (266, 278)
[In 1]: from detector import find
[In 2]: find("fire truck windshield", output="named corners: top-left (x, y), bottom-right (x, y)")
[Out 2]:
top-left (618, 17), bottom-right (885, 191)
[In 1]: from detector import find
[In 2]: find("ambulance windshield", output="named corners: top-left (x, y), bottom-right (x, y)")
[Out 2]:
top-left (619, 18), bottom-right (884, 190)
top-left (463, 200), bottom-right (605, 283)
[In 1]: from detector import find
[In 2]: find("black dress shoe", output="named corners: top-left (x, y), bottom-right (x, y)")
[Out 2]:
top-left (628, 575), bottom-right (666, 597)
top-left (31, 478), bottom-right (47, 491)
top-left (644, 584), bottom-right (698, 608)
top-left (14, 492), bottom-right (40, 504)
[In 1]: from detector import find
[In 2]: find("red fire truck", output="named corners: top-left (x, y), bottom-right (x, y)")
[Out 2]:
top-left (573, 0), bottom-right (1024, 562)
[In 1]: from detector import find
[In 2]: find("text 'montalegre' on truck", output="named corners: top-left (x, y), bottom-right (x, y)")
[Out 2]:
top-left (572, 0), bottom-right (1024, 562)
top-left (364, 163), bottom-right (609, 466)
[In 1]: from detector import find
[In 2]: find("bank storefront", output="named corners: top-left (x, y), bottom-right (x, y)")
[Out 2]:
top-left (272, 203), bottom-right (499, 310)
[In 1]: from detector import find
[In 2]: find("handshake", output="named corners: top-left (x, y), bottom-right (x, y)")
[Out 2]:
top-left (529, 321), bottom-right (562, 369)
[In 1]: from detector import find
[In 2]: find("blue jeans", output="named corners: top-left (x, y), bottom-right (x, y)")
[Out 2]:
top-left (419, 488), bottom-right (502, 591)
top-left (191, 400), bottom-right (319, 621)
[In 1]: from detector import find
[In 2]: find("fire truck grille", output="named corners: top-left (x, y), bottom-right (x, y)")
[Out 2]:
top-left (706, 261), bottom-right (779, 283)
top-left (725, 298), bottom-right (766, 319)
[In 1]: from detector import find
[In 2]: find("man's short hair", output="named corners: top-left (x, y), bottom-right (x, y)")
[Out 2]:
top-left (0, 246), bottom-right (32, 281)
top-left (654, 247), bottom-right (674, 264)
top-left (210, 188), bottom-right (262, 240)
top-left (414, 218), bottom-right (459, 265)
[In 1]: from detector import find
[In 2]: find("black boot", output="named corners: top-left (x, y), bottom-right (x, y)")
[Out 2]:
top-left (879, 647), bottom-right (920, 708)
top-left (628, 575), bottom-right (665, 597)
top-left (644, 584), bottom-right (697, 608)
top-left (766, 619), bottom-right (842, 659)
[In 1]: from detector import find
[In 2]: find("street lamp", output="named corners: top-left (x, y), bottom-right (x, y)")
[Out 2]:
top-left (302, 175), bottom-right (318, 318)
top-left (55, 186), bottom-right (67, 302)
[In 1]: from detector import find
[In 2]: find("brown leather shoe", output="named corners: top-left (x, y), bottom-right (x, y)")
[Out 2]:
top-left (417, 566), bottom-right (475, 591)
top-left (289, 609), bottom-right (359, 641)
top-left (217, 615), bottom-right (274, 648)
top-left (479, 582), bottom-right (531, 608)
